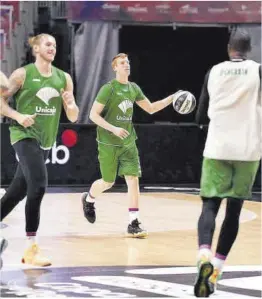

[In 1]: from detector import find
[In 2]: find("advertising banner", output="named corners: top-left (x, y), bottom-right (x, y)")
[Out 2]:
top-left (67, 1), bottom-right (261, 24)
top-left (1, 124), bottom-right (261, 188)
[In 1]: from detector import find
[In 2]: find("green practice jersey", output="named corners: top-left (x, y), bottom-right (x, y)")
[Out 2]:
top-left (96, 79), bottom-right (145, 146)
top-left (9, 63), bottom-right (66, 149)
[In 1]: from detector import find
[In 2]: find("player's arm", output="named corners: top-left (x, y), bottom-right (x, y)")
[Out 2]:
top-left (195, 70), bottom-right (211, 126)
top-left (90, 85), bottom-right (129, 140)
top-left (61, 72), bottom-right (79, 123)
top-left (136, 95), bottom-right (174, 115)
top-left (0, 71), bottom-right (9, 96)
top-left (0, 68), bottom-right (36, 127)
top-left (0, 68), bottom-right (24, 121)
top-left (134, 83), bottom-right (174, 114)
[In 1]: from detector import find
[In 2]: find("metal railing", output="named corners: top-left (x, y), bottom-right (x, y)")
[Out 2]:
top-left (38, 1), bottom-right (67, 19)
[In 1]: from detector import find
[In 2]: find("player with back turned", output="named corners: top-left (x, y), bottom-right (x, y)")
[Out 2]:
top-left (194, 29), bottom-right (261, 297)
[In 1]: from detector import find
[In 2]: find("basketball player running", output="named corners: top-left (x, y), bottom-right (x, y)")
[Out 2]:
top-left (0, 71), bottom-right (10, 268)
top-left (194, 30), bottom-right (261, 297)
top-left (0, 34), bottom-right (79, 266)
top-left (82, 53), bottom-right (178, 237)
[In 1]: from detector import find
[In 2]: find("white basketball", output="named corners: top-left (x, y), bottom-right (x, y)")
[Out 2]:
top-left (172, 90), bottom-right (196, 114)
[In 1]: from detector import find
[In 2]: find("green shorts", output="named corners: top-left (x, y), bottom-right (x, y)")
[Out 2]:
top-left (200, 158), bottom-right (260, 199)
top-left (98, 142), bottom-right (142, 183)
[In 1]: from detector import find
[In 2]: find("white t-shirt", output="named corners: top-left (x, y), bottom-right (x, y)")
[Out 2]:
top-left (204, 59), bottom-right (261, 161)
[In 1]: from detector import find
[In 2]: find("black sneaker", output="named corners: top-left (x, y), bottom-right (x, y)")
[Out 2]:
top-left (127, 219), bottom-right (148, 238)
top-left (81, 192), bottom-right (96, 223)
top-left (194, 261), bottom-right (214, 297)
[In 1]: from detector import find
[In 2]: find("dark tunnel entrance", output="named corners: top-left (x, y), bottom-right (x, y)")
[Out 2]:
top-left (119, 25), bottom-right (229, 123)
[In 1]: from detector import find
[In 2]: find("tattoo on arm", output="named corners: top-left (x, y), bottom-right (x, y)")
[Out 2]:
top-left (3, 68), bottom-right (25, 100)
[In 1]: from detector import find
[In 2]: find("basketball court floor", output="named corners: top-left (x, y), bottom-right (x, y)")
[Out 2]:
top-left (0, 191), bottom-right (261, 298)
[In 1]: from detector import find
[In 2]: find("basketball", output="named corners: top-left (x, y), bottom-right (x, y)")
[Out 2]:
top-left (172, 90), bottom-right (196, 114)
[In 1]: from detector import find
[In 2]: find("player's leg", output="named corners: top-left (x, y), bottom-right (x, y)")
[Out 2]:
top-left (194, 158), bottom-right (232, 297)
top-left (0, 148), bottom-right (27, 269)
top-left (124, 175), bottom-right (147, 238)
top-left (13, 138), bottom-right (51, 266)
top-left (119, 143), bottom-right (147, 238)
top-left (210, 160), bottom-right (260, 291)
top-left (198, 197), bottom-right (222, 260)
top-left (0, 165), bottom-right (27, 220)
top-left (82, 143), bottom-right (117, 223)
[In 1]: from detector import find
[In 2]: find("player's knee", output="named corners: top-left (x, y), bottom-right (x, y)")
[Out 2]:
top-left (102, 180), bottom-right (114, 190)
top-left (28, 185), bottom-right (46, 201)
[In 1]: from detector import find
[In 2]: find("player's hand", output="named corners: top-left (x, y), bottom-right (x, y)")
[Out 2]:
top-left (16, 113), bottom-right (36, 128)
top-left (112, 127), bottom-right (129, 139)
top-left (61, 88), bottom-right (75, 108)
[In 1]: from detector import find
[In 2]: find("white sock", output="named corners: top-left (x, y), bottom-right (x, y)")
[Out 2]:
top-left (85, 192), bottom-right (95, 203)
top-left (26, 236), bottom-right (36, 248)
top-left (197, 248), bottom-right (212, 261)
top-left (129, 209), bottom-right (139, 224)
top-left (212, 256), bottom-right (225, 271)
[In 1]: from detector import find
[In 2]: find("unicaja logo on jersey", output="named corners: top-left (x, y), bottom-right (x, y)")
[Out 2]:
top-left (35, 87), bottom-right (59, 115)
top-left (36, 87), bottom-right (60, 105)
top-left (118, 100), bottom-right (133, 114)
top-left (35, 106), bottom-right (56, 115)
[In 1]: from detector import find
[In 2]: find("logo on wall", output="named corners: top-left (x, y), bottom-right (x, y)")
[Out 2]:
top-left (179, 4), bottom-right (199, 14)
top-left (47, 129), bottom-right (78, 164)
top-left (14, 130), bottom-right (78, 165)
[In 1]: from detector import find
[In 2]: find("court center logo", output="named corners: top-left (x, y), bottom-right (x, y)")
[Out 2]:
top-left (117, 99), bottom-right (133, 121)
top-left (36, 87), bottom-right (59, 115)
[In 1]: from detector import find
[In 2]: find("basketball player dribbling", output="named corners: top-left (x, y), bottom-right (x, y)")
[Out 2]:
top-left (194, 29), bottom-right (261, 297)
top-left (81, 53), bottom-right (179, 237)
top-left (0, 34), bottom-right (79, 266)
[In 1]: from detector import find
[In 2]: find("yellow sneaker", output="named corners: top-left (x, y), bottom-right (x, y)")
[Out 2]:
top-left (208, 268), bottom-right (222, 294)
top-left (22, 244), bottom-right (51, 267)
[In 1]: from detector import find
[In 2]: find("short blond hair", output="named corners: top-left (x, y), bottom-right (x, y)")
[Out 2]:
top-left (28, 33), bottom-right (55, 56)
top-left (111, 53), bottom-right (128, 70)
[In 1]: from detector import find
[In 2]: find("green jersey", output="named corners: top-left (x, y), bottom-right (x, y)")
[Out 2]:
top-left (96, 79), bottom-right (145, 146)
top-left (9, 63), bottom-right (66, 149)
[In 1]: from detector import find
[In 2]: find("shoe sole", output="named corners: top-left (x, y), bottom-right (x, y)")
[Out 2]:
top-left (194, 262), bottom-right (214, 298)
top-left (126, 231), bottom-right (148, 239)
top-left (81, 193), bottom-right (96, 224)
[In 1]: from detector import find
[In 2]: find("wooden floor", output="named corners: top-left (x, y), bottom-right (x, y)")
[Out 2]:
top-left (1, 192), bottom-right (261, 268)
